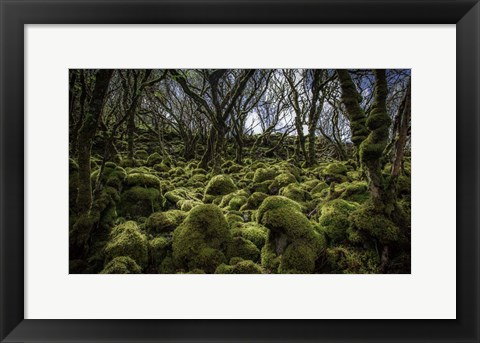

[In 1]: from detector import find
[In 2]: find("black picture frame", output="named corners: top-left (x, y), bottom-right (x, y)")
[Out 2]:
top-left (1, 0), bottom-right (479, 342)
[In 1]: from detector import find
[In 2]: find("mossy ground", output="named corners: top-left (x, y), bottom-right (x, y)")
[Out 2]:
top-left (70, 136), bottom-right (411, 274)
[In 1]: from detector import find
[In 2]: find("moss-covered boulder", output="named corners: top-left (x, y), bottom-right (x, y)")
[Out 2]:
top-left (145, 210), bottom-right (187, 233)
top-left (104, 221), bottom-right (148, 268)
top-left (350, 203), bottom-right (402, 244)
top-left (318, 199), bottom-right (359, 243)
top-left (215, 260), bottom-right (263, 274)
top-left (227, 236), bottom-right (260, 262)
top-left (146, 152), bottom-right (163, 167)
top-left (231, 222), bottom-right (268, 249)
top-left (325, 246), bottom-right (380, 274)
top-left (148, 236), bottom-right (171, 267)
top-left (253, 168), bottom-right (277, 183)
top-left (118, 186), bottom-right (163, 219)
top-left (321, 162), bottom-right (349, 184)
top-left (172, 204), bottom-right (231, 273)
top-left (280, 183), bottom-right (311, 203)
top-left (240, 192), bottom-right (269, 211)
top-left (257, 196), bottom-right (326, 273)
top-left (268, 172), bottom-right (297, 194)
top-left (100, 256), bottom-right (142, 274)
top-left (204, 175), bottom-right (237, 203)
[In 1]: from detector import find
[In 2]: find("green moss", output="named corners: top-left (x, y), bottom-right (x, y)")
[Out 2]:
top-left (278, 241), bottom-right (317, 274)
top-left (227, 236), bottom-right (260, 262)
top-left (338, 181), bottom-right (370, 203)
top-left (253, 168), bottom-right (277, 183)
top-left (318, 199), bottom-right (359, 243)
top-left (310, 181), bottom-right (328, 194)
top-left (226, 213), bottom-right (244, 228)
top-left (134, 149), bottom-right (149, 160)
top-left (240, 192), bottom-right (268, 211)
top-left (118, 186), bottom-right (163, 219)
top-left (251, 180), bottom-right (274, 194)
top-left (146, 210), bottom-right (187, 233)
top-left (146, 152), bottom-right (163, 167)
top-left (153, 163), bottom-right (169, 172)
top-left (280, 183), bottom-right (310, 203)
top-left (260, 239), bottom-right (281, 273)
top-left (321, 162), bottom-right (349, 183)
top-left (104, 221), bottom-right (148, 268)
top-left (204, 174), bottom-right (237, 197)
top-left (177, 199), bottom-right (202, 212)
top-left (350, 203), bottom-right (401, 244)
top-left (191, 168), bottom-right (207, 175)
top-left (227, 196), bottom-right (248, 211)
top-left (215, 260), bottom-right (263, 274)
top-left (256, 196), bottom-right (302, 223)
top-left (325, 246), bottom-right (380, 274)
top-left (172, 204), bottom-right (230, 273)
top-left (231, 223), bottom-right (267, 249)
top-left (125, 172), bottom-right (161, 188)
top-left (100, 256), bottom-right (142, 274)
top-left (158, 255), bottom-right (176, 273)
top-left (149, 236), bottom-right (170, 266)
top-left (268, 173), bottom-right (297, 193)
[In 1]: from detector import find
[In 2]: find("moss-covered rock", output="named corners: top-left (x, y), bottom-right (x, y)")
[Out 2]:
top-left (148, 236), bottom-right (170, 266)
top-left (145, 210), bottom-right (187, 233)
top-left (172, 204), bottom-right (230, 273)
top-left (104, 221), bottom-right (148, 268)
top-left (280, 183), bottom-right (311, 203)
top-left (240, 192), bottom-right (269, 211)
top-left (268, 172), bottom-right (297, 193)
top-left (253, 168), bottom-right (277, 183)
top-left (318, 199), bottom-right (359, 243)
top-left (231, 222), bottom-right (268, 249)
top-left (325, 246), bottom-right (380, 274)
top-left (118, 186), bottom-right (163, 219)
top-left (321, 162), bottom-right (349, 183)
top-left (227, 236), bottom-right (260, 262)
top-left (350, 203), bottom-right (402, 244)
top-left (205, 175), bottom-right (237, 196)
top-left (278, 241), bottom-right (317, 274)
top-left (100, 256), bottom-right (142, 274)
top-left (146, 152), bottom-right (163, 167)
top-left (257, 196), bottom-right (326, 273)
top-left (215, 260), bottom-right (263, 274)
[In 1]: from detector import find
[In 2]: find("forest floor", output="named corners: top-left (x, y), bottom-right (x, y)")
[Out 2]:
top-left (69, 134), bottom-right (411, 274)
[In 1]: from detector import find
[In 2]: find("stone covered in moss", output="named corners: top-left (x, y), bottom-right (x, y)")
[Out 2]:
top-left (146, 152), bottom-right (163, 167)
top-left (172, 204), bottom-right (230, 273)
top-left (257, 196), bottom-right (325, 273)
top-left (350, 203), bottom-right (402, 244)
top-left (280, 183), bottom-right (311, 203)
top-left (118, 186), bottom-right (163, 219)
top-left (227, 236), bottom-right (260, 262)
top-left (100, 256), bottom-right (142, 274)
top-left (321, 162), bottom-right (349, 183)
top-left (268, 172), bottom-right (297, 193)
top-left (325, 246), bottom-right (380, 274)
top-left (253, 168), bottom-right (277, 184)
top-left (318, 199), bottom-right (359, 243)
top-left (231, 222), bottom-right (267, 249)
top-left (104, 221), bottom-right (148, 268)
top-left (204, 174), bottom-right (237, 196)
top-left (240, 192), bottom-right (269, 211)
top-left (149, 236), bottom-right (170, 266)
top-left (145, 210), bottom-right (187, 233)
top-left (215, 260), bottom-right (263, 274)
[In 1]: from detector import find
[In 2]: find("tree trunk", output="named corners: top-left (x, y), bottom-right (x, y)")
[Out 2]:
top-left (71, 69), bottom-right (113, 260)
top-left (360, 69), bottom-right (392, 210)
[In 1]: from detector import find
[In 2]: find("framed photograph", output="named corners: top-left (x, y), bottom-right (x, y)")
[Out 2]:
top-left (1, 0), bottom-right (478, 342)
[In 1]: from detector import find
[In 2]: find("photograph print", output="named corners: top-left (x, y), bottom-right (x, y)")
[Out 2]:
top-left (69, 69), bottom-right (411, 274)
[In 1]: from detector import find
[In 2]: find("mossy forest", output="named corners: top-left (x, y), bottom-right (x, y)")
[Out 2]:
top-left (69, 69), bottom-right (411, 274)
